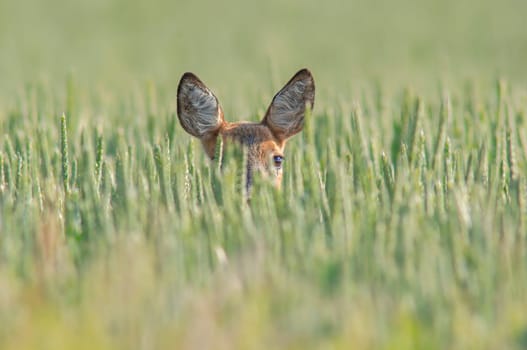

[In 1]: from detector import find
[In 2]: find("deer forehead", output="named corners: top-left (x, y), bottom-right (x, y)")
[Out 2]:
top-left (221, 122), bottom-right (284, 152)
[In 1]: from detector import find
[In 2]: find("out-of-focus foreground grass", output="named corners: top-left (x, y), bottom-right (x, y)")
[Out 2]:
top-left (1, 0), bottom-right (527, 349)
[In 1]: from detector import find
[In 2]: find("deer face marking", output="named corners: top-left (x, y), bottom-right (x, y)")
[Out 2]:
top-left (177, 69), bottom-right (315, 191)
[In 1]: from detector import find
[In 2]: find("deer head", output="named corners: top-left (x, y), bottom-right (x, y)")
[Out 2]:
top-left (177, 68), bottom-right (315, 192)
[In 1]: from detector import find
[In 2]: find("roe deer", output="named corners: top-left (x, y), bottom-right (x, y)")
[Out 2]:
top-left (177, 68), bottom-right (315, 192)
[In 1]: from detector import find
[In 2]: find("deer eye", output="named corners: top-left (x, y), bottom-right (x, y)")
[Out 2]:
top-left (273, 155), bottom-right (284, 168)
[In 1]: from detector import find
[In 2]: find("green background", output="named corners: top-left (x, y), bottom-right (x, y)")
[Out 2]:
top-left (1, 0), bottom-right (527, 349)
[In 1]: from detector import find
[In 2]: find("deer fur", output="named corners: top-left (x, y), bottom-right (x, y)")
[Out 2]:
top-left (177, 68), bottom-right (315, 190)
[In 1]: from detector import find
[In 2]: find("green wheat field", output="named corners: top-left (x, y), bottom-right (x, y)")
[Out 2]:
top-left (1, 0), bottom-right (527, 349)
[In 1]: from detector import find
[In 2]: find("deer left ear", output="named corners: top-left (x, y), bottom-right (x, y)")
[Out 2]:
top-left (262, 69), bottom-right (315, 142)
top-left (177, 72), bottom-right (225, 158)
top-left (177, 72), bottom-right (224, 138)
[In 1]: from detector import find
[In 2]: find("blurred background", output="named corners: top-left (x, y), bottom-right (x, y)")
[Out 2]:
top-left (0, 0), bottom-right (526, 101)
top-left (1, 1), bottom-right (527, 348)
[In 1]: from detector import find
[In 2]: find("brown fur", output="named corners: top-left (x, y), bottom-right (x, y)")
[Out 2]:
top-left (177, 69), bottom-right (315, 191)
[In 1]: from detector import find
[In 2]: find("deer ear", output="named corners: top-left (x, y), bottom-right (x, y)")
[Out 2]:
top-left (177, 72), bottom-right (224, 139)
top-left (262, 69), bottom-right (315, 142)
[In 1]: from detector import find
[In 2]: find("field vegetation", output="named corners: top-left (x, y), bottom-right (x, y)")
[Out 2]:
top-left (1, 0), bottom-right (527, 348)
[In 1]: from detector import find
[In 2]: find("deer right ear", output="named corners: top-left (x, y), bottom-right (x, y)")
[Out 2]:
top-left (262, 69), bottom-right (315, 142)
top-left (177, 73), bottom-right (225, 158)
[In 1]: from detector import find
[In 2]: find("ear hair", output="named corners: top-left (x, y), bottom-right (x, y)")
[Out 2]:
top-left (177, 72), bottom-right (224, 138)
top-left (262, 69), bottom-right (315, 142)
